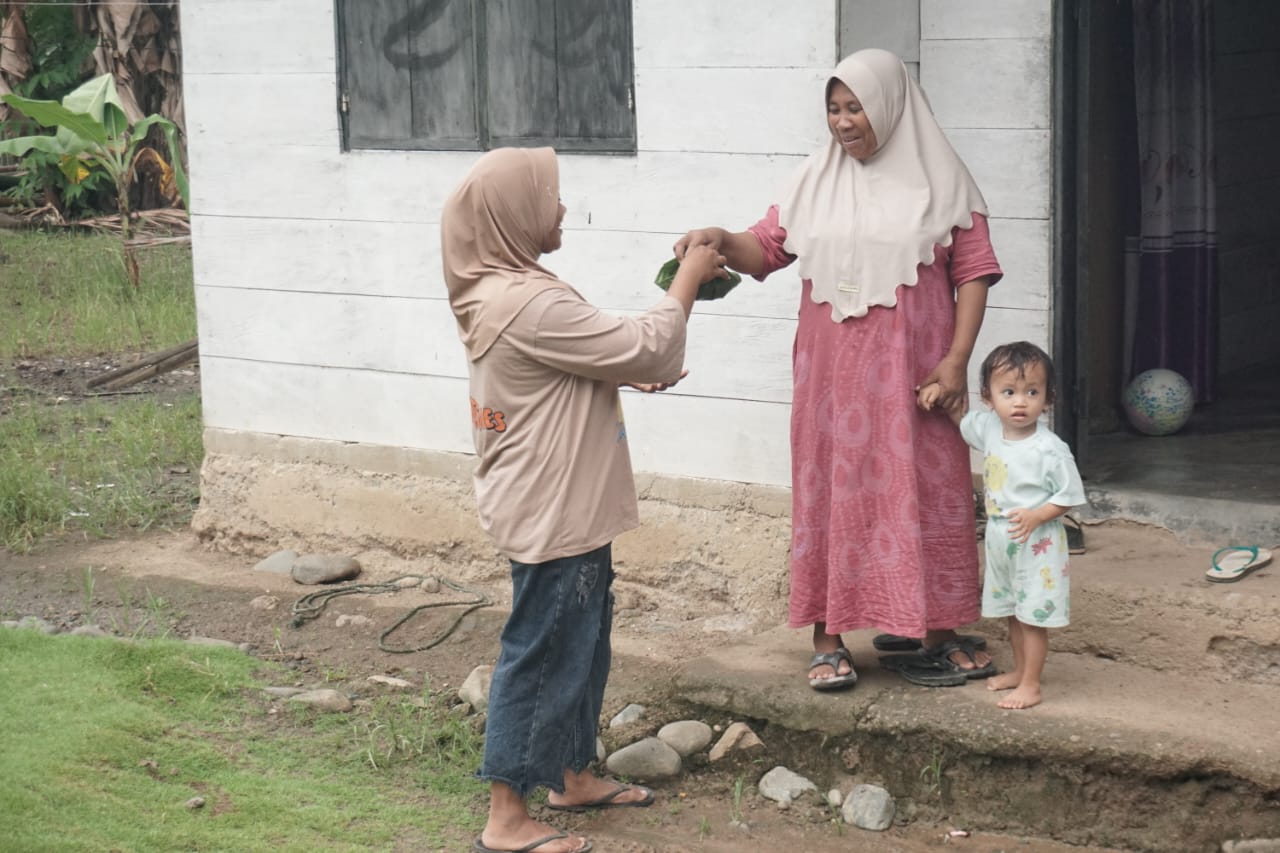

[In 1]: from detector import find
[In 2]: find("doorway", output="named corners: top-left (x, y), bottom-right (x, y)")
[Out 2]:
top-left (1057, 0), bottom-right (1280, 540)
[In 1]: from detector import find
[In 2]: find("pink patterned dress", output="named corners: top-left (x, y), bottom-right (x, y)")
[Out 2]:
top-left (749, 206), bottom-right (1003, 637)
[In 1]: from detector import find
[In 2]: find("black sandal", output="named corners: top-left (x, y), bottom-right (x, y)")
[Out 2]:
top-left (808, 646), bottom-right (858, 691)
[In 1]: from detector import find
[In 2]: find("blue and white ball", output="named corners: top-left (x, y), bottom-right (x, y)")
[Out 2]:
top-left (1122, 368), bottom-right (1193, 436)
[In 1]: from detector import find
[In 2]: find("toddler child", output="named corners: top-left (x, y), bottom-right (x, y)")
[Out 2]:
top-left (919, 341), bottom-right (1085, 709)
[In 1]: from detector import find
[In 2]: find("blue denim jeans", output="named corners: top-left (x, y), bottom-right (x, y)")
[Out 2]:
top-left (478, 542), bottom-right (614, 798)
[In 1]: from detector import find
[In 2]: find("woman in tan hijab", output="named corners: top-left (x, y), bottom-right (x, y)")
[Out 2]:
top-left (443, 147), bottom-right (725, 853)
top-left (675, 49), bottom-right (1003, 691)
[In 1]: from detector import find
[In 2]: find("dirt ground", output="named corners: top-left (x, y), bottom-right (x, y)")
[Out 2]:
top-left (0, 532), bottom-right (1135, 853)
top-left (1, 354), bottom-right (1130, 852)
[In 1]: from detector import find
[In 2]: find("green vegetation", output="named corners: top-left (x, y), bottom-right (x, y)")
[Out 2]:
top-left (0, 231), bottom-right (200, 550)
top-left (0, 393), bottom-right (203, 550)
top-left (0, 629), bottom-right (482, 851)
top-left (0, 231), bottom-right (195, 357)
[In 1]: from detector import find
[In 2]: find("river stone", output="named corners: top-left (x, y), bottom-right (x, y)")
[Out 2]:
top-left (609, 703), bottom-right (646, 727)
top-left (841, 783), bottom-right (895, 831)
top-left (657, 720), bottom-right (713, 757)
top-left (604, 737), bottom-right (683, 781)
top-left (458, 665), bottom-right (494, 713)
top-left (596, 737), bottom-right (607, 764)
top-left (289, 689), bottom-right (353, 712)
top-left (69, 624), bottom-right (110, 638)
top-left (253, 549), bottom-right (297, 575)
top-left (1222, 841), bottom-right (1280, 853)
top-left (758, 766), bottom-right (818, 805)
top-left (292, 554), bottom-right (362, 585)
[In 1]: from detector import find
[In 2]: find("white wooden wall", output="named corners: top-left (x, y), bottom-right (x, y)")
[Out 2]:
top-left (182, 0), bottom-right (1056, 489)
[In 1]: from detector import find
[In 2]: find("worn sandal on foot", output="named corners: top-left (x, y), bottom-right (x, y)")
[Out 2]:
top-left (880, 638), bottom-right (997, 685)
top-left (473, 831), bottom-right (592, 852)
top-left (545, 783), bottom-right (654, 812)
top-left (808, 646), bottom-right (858, 691)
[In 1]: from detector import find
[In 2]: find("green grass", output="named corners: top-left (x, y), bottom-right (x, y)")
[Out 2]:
top-left (0, 629), bottom-right (484, 851)
top-left (0, 230), bottom-right (195, 358)
top-left (0, 230), bottom-right (202, 550)
top-left (0, 394), bottom-right (204, 550)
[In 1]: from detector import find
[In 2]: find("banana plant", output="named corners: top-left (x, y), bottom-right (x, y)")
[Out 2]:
top-left (0, 72), bottom-right (188, 286)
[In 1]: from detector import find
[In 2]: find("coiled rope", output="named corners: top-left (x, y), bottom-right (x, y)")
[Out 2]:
top-left (289, 574), bottom-right (492, 654)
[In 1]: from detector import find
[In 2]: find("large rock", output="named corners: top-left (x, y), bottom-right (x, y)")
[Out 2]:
top-left (292, 554), bottom-right (361, 585)
top-left (253, 549), bottom-right (297, 575)
top-left (458, 665), bottom-right (494, 713)
top-left (657, 720), bottom-right (713, 757)
top-left (288, 689), bottom-right (353, 712)
top-left (757, 766), bottom-right (818, 805)
top-left (708, 721), bottom-right (764, 762)
top-left (609, 703), bottom-right (646, 727)
top-left (841, 783), bottom-right (895, 831)
top-left (604, 737), bottom-right (683, 781)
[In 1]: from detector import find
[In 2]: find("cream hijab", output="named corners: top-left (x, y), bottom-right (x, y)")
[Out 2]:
top-left (441, 147), bottom-right (565, 360)
top-left (777, 49), bottom-right (989, 322)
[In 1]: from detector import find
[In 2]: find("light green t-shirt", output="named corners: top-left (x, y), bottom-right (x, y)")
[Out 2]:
top-left (960, 409), bottom-right (1085, 520)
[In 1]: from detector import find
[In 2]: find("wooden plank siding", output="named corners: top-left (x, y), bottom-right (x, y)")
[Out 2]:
top-left (184, 0), bottom-right (1059, 488)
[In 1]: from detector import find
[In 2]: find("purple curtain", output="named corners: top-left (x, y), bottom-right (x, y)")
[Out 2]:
top-left (1125, 0), bottom-right (1217, 403)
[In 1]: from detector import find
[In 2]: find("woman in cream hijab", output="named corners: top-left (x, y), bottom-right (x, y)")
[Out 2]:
top-left (676, 48), bottom-right (1003, 690)
top-left (444, 147), bottom-right (725, 853)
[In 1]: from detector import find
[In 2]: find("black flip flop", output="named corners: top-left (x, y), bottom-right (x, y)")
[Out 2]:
top-left (473, 831), bottom-right (592, 852)
top-left (808, 646), bottom-right (858, 691)
top-left (880, 638), bottom-right (997, 685)
top-left (545, 783), bottom-right (654, 813)
top-left (871, 633), bottom-right (988, 653)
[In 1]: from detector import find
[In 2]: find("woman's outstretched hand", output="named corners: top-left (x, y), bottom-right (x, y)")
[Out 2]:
top-left (673, 227), bottom-right (728, 261)
top-left (622, 369), bottom-right (689, 393)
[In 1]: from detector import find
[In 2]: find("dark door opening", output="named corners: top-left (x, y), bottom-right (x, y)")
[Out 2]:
top-left (1056, 0), bottom-right (1280, 515)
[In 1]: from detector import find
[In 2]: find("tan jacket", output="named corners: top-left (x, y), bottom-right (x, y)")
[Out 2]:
top-left (468, 287), bottom-right (687, 564)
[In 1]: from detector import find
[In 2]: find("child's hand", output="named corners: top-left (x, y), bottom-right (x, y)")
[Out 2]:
top-left (677, 244), bottom-right (729, 285)
top-left (1005, 507), bottom-right (1043, 543)
top-left (916, 381), bottom-right (943, 411)
top-left (622, 369), bottom-right (689, 393)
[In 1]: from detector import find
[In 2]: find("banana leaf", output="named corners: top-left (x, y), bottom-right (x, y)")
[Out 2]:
top-left (654, 257), bottom-right (741, 301)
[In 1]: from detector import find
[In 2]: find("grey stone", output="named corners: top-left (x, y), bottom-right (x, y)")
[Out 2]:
top-left (458, 665), bottom-right (494, 713)
top-left (16, 616), bottom-right (57, 634)
top-left (1222, 841), bottom-right (1280, 853)
top-left (609, 702), bottom-right (646, 728)
top-left (657, 720), bottom-right (713, 757)
top-left (253, 549), bottom-right (298, 575)
top-left (366, 674), bottom-right (414, 689)
top-left (69, 625), bottom-right (110, 638)
top-left (288, 689), bottom-right (353, 712)
top-left (827, 788), bottom-right (844, 807)
top-left (186, 635), bottom-right (240, 650)
top-left (757, 765), bottom-right (818, 805)
top-left (263, 687), bottom-right (305, 698)
top-left (335, 614), bottom-right (373, 628)
top-left (248, 595), bottom-right (279, 611)
top-left (604, 737), bottom-right (683, 781)
top-left (841, 783), bottom-right (895, 831)
top-left (292, 554), bottom-right (362, 585)
top-left (596, 737), bottom-right (607, 764)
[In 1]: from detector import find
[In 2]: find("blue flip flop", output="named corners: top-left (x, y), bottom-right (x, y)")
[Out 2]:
top-left (1206, 546), bottom-right (1273, 583)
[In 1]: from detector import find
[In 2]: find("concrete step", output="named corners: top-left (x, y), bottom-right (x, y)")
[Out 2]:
top-left (670, 522), bottom-right (1280, 852)
top-left (1015, 521), bottom-right (1280, 687)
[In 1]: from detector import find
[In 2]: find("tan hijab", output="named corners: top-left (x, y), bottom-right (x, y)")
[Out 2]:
top-left (777, 48), bottom-right (989, 322)
top-left (442, 147), bottom-right (566, 359)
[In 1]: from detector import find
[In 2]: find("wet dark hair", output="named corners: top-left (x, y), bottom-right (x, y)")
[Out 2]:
top-left (979, 341), bottom-right (1057, 405)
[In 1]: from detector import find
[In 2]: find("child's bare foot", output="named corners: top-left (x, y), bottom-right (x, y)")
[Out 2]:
top-left (996, 685), bottom-right (1042, 710)
top-left (986, 672), bottom-right (1022, 691)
